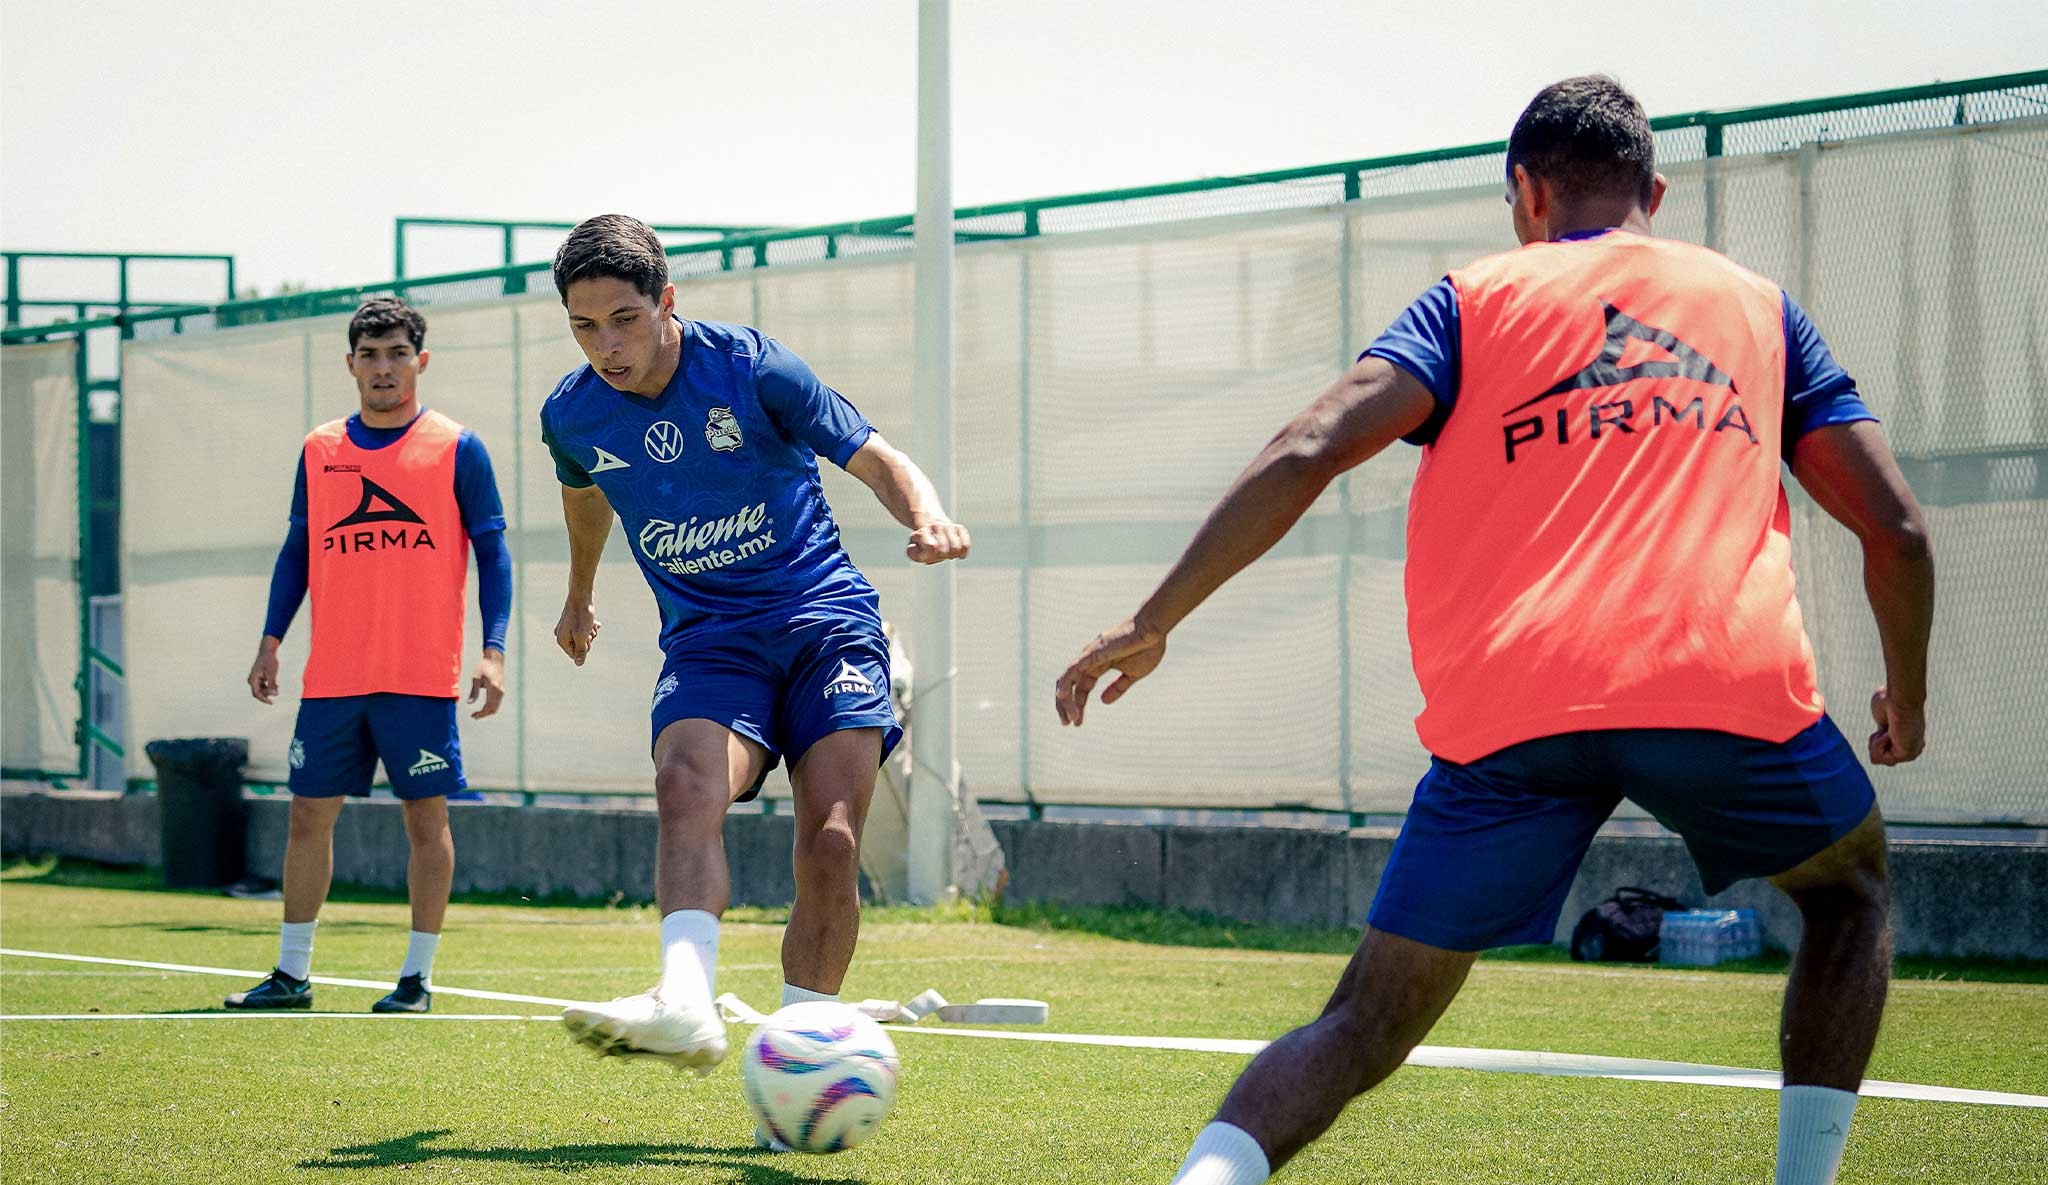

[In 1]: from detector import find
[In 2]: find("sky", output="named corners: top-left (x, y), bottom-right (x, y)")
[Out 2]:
top-left (3, 0), bottom-right (2043, 303)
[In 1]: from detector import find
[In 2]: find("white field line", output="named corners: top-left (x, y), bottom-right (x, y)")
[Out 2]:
top-left (0, 948), bottom-right (582, 1007)
top-left (5, 947), bottom-right (2043, 1110)
top-left (0, 1012), bottom-right (557, 1021)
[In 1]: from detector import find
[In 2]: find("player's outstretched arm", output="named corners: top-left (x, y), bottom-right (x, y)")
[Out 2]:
top-left (1054, 357), bottom-right (1434, 726)
top-left (555, 483), bottom-right (615, 666)
top-left (1790, 419), bottom-right (1934, 765)
top-left (842, 432), bottom-right (970, 565)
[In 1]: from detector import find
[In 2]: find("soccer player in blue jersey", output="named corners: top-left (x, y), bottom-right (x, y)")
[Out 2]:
top-left (230, 296), bottom-right (513, 1015)
top-left (542, 215), bottom-right (970, 1075)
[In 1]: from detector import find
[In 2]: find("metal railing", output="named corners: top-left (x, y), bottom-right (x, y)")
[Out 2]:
top-left (9, 69), bottom-right (2041, 351)
top-left (393, 217), bottom-right (781, 284)
top-left (2, 250), bottom-right (236, 329)
top-left (5, 69), bottom-right (2044, 810)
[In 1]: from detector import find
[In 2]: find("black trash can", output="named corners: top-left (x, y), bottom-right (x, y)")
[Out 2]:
top-left (146, 737), bottom-right (250, 888)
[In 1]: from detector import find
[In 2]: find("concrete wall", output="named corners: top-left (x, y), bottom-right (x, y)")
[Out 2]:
top-left (4, 787), bottom-right (2043, 960)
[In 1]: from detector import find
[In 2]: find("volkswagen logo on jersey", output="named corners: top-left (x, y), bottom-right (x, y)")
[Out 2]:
top-left (705, 407), bottom-right (745, 453)
top-left (644, 421), bottom-right (686, 463)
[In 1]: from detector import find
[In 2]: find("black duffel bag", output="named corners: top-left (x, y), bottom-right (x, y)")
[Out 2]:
top-left (1570, 886), bottom-right (1685, 963)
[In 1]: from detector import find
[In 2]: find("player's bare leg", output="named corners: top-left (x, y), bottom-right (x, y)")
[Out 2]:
top-left (399, 796), bottom-right (454, 935)
top-left (281, 794), bottom-right (346, 924)
top-left (1184, 927), bottom-right (1476, 1178)
top-left (562, 718), bottom-right (768, 1070)
top-left (1766, 806), bottom-right (1891, 1184)
top-left (783, 727), bottom-right (882, 994)
top-left (368, 796), bottom-right (457, 1014)
top-left (652, 719), bottom-right (772, 916)
top-left (225, 794), bottom-right (344, 1009)
top-left (1770, 806), bottom-right (1891, 1087)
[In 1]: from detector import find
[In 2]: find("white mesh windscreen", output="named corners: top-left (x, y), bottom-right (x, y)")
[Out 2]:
top-left (111, 118), bottom-right (2048, 822)
top-left (1, 340), bottom-right (82, 775)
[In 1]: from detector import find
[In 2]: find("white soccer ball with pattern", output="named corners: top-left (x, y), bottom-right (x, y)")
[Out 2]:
top-left (740, 1001), bottom-right (900, 1153)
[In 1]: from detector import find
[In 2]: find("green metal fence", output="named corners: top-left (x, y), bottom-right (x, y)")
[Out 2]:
top-left (5, 69), bottom-right (2044, 810)
top-left (8, 69), bottom-right (2039, 353)
top-left (2, 252), bottom-right (236, 785)
top-left (392, 218), bottom-right (780, 282)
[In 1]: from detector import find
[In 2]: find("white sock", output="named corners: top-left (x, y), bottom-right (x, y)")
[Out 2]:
top-left (782, 982), bottom-right (839, 1007)
top-left (1171, 1122), bottom-right (1270, 1185)
top-left (1776, 1085), bottom-right (1859, 1185)
top-left (399, 930), bottom-right (440, 981)
top-left (657, 909), bottom-right (720, 1009)
top-left (277, 921), bottom-right (316, 981)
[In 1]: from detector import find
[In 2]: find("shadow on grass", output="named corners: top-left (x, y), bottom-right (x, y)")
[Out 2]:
top-left (300, 1129), bottom-right (862, 1182)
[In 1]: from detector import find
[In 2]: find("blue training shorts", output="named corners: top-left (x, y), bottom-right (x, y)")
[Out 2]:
top-left (1367, 716), bottom-right (1875, 952)
top-left (288, 693), bottom-right (465, 800)
top-left (650, 610), bottom-right (903, 801)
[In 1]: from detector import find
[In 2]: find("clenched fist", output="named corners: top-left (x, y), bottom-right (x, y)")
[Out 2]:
top-left (907, 521), bottom-right (971, 565)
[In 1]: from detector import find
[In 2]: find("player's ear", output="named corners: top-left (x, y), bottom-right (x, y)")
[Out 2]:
top-left (415, 348), bottom-right (430, 375)
top-left (1646, 172), bottom-right (1668, 218)
top-left (344, 351), bottom-right (358, 377)
top-left (659, 283), bottom-right (677, 317)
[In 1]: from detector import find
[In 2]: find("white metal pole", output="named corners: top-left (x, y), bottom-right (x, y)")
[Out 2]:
top-left (907, 0), bottom-right (957, 904)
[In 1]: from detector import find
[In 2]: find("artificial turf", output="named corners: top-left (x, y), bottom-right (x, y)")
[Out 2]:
top-left (3, 859), bottom-right (2043, 1184)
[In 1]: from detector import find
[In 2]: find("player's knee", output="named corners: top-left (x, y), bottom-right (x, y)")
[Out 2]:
top-left (287, 798), bottom-right (335, 840)
top-left (402, 811), bottom-right (451, 848)
top-left (794, 819), bottom-right (860, 882)
top-left (1787, 859), bottom-right (1890, 923)
top-left (654, 762), bottom-right (730, 822)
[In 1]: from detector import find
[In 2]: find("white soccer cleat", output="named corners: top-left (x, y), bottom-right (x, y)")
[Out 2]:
top-left (754, 1126), bottom-right (792, 1153)
top-left (561, 989), bottom-right (728, 1075)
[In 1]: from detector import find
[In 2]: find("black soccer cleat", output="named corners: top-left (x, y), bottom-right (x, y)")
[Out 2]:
top-left (372, 974), bottom-right (432, 1014)
top-left (224, 968), bottom-right (312, 1010)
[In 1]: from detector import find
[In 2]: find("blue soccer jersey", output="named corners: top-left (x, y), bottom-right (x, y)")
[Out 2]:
top-left (540, 318), bottom-right (880, 646)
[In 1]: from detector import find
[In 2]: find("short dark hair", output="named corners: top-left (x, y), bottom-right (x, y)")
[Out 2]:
top-left (553, 214), bottom-right (671, 305)
top-left (1506, 76), bottom-right (1656, 206)
top-left (348, 296), bottom-right (426, 351)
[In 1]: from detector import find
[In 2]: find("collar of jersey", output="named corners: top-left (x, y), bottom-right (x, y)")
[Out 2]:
top-left (345, 410), bottom-right (425, 450)
top-left (1554, 226), bottom-right (1623, 243)
top-left (615, 316), bottom-right (696, 414)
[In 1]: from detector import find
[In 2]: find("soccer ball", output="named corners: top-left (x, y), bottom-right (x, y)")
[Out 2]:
top-left (740, 1001), bottom-right (901, 1153)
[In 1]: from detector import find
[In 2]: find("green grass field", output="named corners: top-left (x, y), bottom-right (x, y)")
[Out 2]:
top-left (3, 860), bottom-right (2044, 1184)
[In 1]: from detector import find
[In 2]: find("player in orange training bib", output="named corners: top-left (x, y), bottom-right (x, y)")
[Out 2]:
top-left (227, 297), bottom-right (513, 1016)
top-left (1058, 78), bottom-right (1932, 1185)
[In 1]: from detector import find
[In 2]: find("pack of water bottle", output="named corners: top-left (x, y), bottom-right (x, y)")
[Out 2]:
top-left (1658, 908), bottom-right (1762, 966)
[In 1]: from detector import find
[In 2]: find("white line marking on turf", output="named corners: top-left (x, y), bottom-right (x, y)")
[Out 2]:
top-left (871, 1025), bottom-right (2048, 1109)
top-left (9, 948), bottom-right (2043, 1110)
top-left (0, 1013), bottom-right (559, 1021)
top-left (0, 948), bottom-right (581, 1007)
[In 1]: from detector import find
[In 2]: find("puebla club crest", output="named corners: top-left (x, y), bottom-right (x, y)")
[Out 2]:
top-left (705, 407), bottom-right (744, 453)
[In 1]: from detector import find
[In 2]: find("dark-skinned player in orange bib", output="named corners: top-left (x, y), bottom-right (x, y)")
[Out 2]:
top-left (1058, 78), bottom-right (1933, 1185)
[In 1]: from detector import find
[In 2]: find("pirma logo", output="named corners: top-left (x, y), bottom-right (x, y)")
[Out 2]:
top-left (644, 421), bottom-right (686, 463)
top-left (1499, 303), bottom-right (1754, 464)
top-left (705, 407), bottom-right (744, 452)
top-left (324, 476), bottom-right (436, 554)
top-left (408, 749), bottom-right (451, 777)
top-left (823, 659), bottom-right (875, 699)
top-left (590, 446), bottom-right (631, 474)
top-left (329, 476), bottom-right (426, 529)
top-left (652, 673), bottom-right (680, 708)
top-left (288, 739), bottom-right (306, 769)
